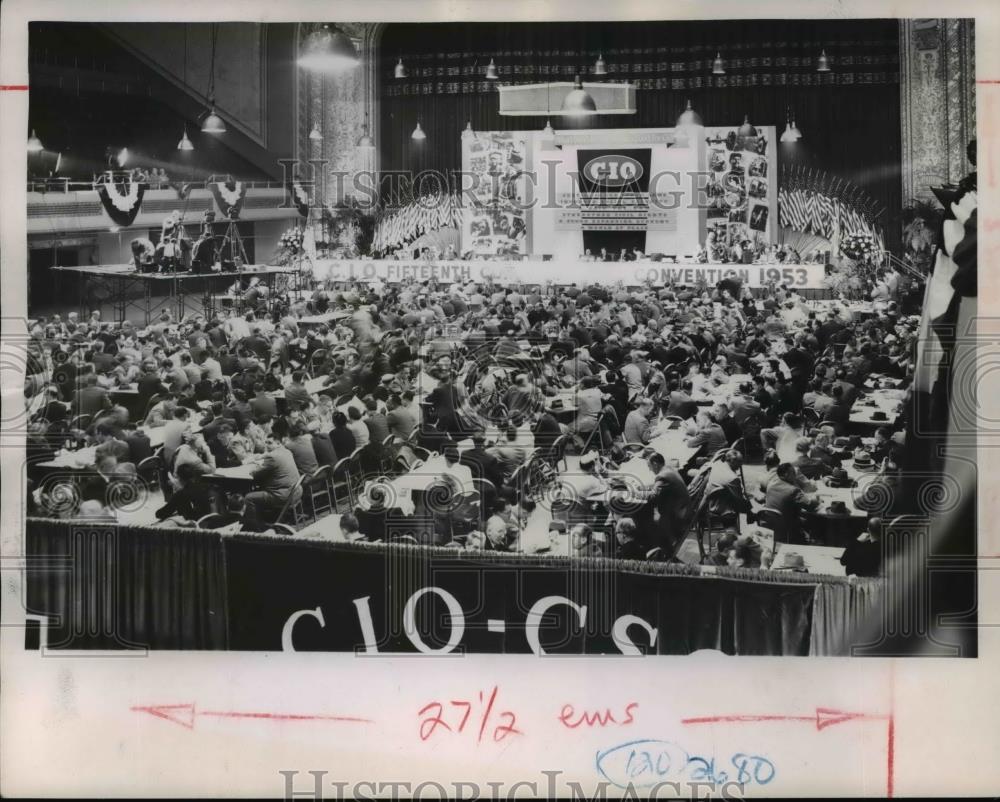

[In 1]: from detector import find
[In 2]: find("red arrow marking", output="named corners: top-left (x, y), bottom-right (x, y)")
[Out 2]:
top-left (131, 703), bottom-right (373, 730)
top-left (682, 706), bottom-right (888, 731)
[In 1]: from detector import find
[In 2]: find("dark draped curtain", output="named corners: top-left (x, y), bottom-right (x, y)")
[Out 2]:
top-left (25, 518), bottom-right (228, 650)
top-left (22, 521), bottom-right (881, 654)
top-left (378, 19), bottom-right (902, 250)
top-left (223, 536), bottom-right (834, 655)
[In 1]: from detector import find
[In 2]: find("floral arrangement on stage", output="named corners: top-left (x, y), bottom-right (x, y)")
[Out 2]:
top-left (839, 232), bottom-right (878, 264)
top-left (822, 265), bottom-right (865, 299)
top-left (274, 226), bottom-right (305, 265)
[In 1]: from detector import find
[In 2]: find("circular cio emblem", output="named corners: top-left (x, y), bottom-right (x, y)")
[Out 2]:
top-left (583, 155), bottom-right (644, 187)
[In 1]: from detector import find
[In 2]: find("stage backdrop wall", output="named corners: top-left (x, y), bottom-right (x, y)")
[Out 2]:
top-left (377, 19), bottom-right (902, 251)
top-left (458, 126), bottom-right (777, 259)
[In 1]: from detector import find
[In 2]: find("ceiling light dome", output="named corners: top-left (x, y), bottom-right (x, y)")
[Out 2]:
top-left (738, 115), bottom-right (757, 138)
top-left (675, 99), bottom-right (703, 127)
top-left (298, 24), bottom-right (360, 71)
top-left (593, 54), bottom-right (607, 75)
top-left (561, 75), bottom-right (598, 115)
top-left (27, 129), bottom-right (44, 153)
top-left (201, 107), bottom-right (227, 134)
top-left (177, 126), bottom-right (194, 151)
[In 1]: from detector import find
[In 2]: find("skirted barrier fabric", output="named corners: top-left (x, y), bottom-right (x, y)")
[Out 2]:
top-left (25, 517), bottom-right (229, 650)
top-left (24, 518), bottom-right (882, 655)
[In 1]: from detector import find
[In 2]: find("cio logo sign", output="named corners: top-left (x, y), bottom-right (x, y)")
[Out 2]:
top-left (582, 155), bottom-right (643, 187)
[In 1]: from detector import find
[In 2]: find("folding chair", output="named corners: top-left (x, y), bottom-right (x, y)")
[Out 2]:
top-left (267, 476), bottom-right (307, 529)
top-left (755, 506), bottom-right (788, 544)
top-left (547, 433), bottom-right (571, 472)
top-left (304, 465), bottom-right (334, 520)
top-left (695, 486), bottom-right (743, 562)
top-left (330, 457), bottom-right (355, 512)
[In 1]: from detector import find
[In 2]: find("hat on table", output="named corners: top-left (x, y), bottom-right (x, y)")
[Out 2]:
top-left (853, 451), bottom-right (875, 470)
top-left (772, 551), bottom-right (807, 572)
top-left (828, 500), bottom-right (851, 515)
top-left (827, 467), bottom-right (855, 488)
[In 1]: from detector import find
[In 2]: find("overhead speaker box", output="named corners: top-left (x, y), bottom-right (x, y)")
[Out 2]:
top-left (498, 81), bottom-right (636, 116)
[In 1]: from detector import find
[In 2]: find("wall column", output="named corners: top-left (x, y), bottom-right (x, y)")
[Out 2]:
top-left (900, 18), bottom-right (977, 204)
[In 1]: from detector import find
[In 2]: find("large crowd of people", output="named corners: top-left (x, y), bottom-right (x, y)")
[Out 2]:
top-left (23, 274), bottom-right (919, 578)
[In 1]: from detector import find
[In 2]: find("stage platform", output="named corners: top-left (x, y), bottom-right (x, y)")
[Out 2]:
top-left (50, 264), bottom-right (304, 324)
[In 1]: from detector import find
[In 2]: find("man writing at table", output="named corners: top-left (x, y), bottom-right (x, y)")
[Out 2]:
top-left (623, 396), bottom-right (656, 445)
top-left (764, 462), bottom-right (820, 543)
top-left (283, 371), bottom-right (313, 412)
top-left (704, 450), bottom-right (751, 527)
top-left (685, 410), bottom-right (728, 455)
top-left (242, 439), bottom-right (303, 530)
top-left (571, 451), bottom-right (609, 502)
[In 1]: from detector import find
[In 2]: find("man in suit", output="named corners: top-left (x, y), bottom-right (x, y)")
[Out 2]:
top-left (284, 421), bottom-right (319, 476)
top-left (531, 407), bottom-right (563, 451)
top-left (283, 370), bottom-right (313, 412)
top-left (307, 419), bottom-right (338, 468)
top-left (663, 380), bottom-right (698, 420)
top-left (386, 393), bottom-right (417, 440)
top-left (207, 422), bottom-right (245, 468)
top-left (764, 462), bottom-right (820, 543)
top-left (637, 452), bottom-right (691, 554)
top-left (72, 374), bottom-right (111, 419)
top-left (685, 410), bottom-right (728, 455)
top-left (243, 441), bottom-right (303, 529)
top-left (704, 449), bottom-right (751, 526)
top-left (728, 383), bottom-right (762, 427)
top-left (459, 431), bottom-right (505, 489)
top-left (135, 360), bottom-right (169, 411)
top-left (121, 421), bottom-right (153, 465)
top-left (363, 396), bottom-right (390, 446)
top-left (623, 397), bottom-right (655, 445)
top-left (792, 436), bottom-right (831, 479)
top-left (249, 382), bottom-right (278, 421)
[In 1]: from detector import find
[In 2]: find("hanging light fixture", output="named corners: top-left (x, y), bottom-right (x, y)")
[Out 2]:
top-left (411, 121), bottom-right (426, 141)
top-left (593, 54), bottom-right (607, 75)
top-left (485, 58), bottom-right (499, 80)
top-left (356, 115), bottom-right (374, 148)
top-left (780, 118), bottom-right (797, 143)
top-left (737, 115), bottom-right (757, 138)
top-left (712, 52), bottom-right (726, 75)
top-left (177, 126), bottom-right (194, 151)
top-left (394, 58), bottom-right (408, 79)
top-left (200, 23), bottom-right (227, 134)
top-left (309, 123), bottom-right (323, 141)
top-left (297, 23), bottom-right (360, 71)
top-left (780, 108), bottom-right (802, 142)
top-left (462, 121), bottom-right (476, 141)
top-left (790, 119), bottom-right (803, 140)
top-left (561, 74), bottom-right (598, 115)
top-left (816, 49), bottom-right (831, 73)
top-left (542, 81), bottom-right (556, 137)
top-left (675, 99), bottom-right (703, 127)
top-left (27, 129), bottom-right (44, 153)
